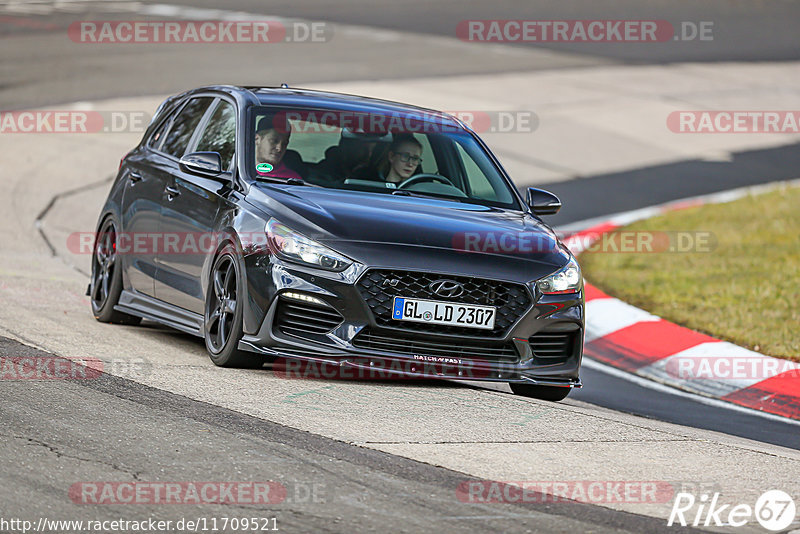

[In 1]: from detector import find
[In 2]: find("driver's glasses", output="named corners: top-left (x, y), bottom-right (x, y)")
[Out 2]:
top-left (396, 152), bottom-right (423, 165)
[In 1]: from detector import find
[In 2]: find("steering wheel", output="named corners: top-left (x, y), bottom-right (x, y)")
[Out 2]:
top-left (397, 173), bottom-right (456, 190)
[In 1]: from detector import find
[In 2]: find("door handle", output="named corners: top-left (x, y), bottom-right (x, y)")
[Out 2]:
top-left (165, 185), bottom-right (181, 200)
top-left (129, 171), bottom-right (143, 184)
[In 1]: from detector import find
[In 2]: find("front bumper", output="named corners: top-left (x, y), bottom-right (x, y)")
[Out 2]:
top-left (238, 259), bottom-right (584, 387)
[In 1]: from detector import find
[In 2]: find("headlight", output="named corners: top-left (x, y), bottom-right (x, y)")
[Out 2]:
top-left (536, 256), bottom-right (582, 294)
top-left (266, 219), bottom-right (352, 272)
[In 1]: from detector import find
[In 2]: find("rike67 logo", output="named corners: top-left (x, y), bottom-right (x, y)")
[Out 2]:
top-left (668, 490), bottom-right (796, 531)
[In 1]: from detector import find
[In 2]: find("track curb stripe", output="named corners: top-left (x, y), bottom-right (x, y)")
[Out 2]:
top-left (564, 180), bottom-right (800, 421)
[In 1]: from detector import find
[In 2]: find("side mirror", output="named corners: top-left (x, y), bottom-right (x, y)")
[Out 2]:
top-left (179, 152), bottom-right (222, 177)
top-left (526, 187), bottom-right (561, 215)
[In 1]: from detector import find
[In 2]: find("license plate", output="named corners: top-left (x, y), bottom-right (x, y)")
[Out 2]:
top-left (391, 297), bottom-right (496, 330)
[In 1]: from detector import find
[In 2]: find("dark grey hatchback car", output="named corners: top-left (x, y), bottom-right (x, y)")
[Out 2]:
top-left (90, 85), bottom-right (584, 401)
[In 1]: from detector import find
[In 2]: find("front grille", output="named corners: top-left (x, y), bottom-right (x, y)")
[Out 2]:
top-left (356, 269), bottom-right (532, 337)
top-left (352, 328), bottom-right (519, 362)
top-left (529, 331), bottom-right (576, 361)
top-left (274, 298), bottom-right (344, 338)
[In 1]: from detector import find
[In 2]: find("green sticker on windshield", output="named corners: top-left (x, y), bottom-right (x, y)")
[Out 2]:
top-left (256, 162), bottom-right (274, 174)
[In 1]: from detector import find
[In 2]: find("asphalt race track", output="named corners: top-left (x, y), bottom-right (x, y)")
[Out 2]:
top-left (1, 1), bottom-right (799, 532)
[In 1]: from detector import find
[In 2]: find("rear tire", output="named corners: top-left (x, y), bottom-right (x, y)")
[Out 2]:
top-left (204, 245), bottom-right (262, 368)
top-left (90, 217), bottom-right (142, 325)
top-left (510, 383), bottom-right (572, 401)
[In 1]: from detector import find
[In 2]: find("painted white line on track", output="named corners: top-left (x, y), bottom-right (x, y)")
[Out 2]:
top-left (582, 357), bottom-right (800, 428)
top-left (561, 178), bottom-right (800, 423)
top-left (584, 298), bottom-right (660, 342)
top-left (640, 342), bottom-right (800, 397)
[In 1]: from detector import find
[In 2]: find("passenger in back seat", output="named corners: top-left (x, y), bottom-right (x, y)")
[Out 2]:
top-left (311, 133), bottom-right (377, 184)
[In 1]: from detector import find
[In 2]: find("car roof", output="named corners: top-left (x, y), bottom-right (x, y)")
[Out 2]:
top-left (187, 85), bottom-right (464, 130)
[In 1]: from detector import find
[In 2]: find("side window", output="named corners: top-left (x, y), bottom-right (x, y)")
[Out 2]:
top-left (161, 97), bottom-right (213, 158)
top-left (147, 116), bottom-right (172, 150)
top-left (454, 140), bottom-right (513, 204)
top-left (195, 101), bottom-right (236, 171)
top-left (416, 134), bottom-right (438, 174)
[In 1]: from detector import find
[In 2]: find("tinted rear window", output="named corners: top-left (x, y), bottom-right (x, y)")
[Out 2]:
top-left (161, 97), bottom-right (213, 158)
top-left (195, 100), bottom-right (236, 170)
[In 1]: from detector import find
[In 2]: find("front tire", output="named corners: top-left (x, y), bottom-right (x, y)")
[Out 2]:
top-left (510, 383), bottom-right (572, 401)
top-left (204, 245), bottom-right (261, 368)
top-left (90, 217), bottom-right (141, 325)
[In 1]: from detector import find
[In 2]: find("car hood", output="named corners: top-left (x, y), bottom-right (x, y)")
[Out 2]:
top-left (246, 183), bottom-right (570, 271)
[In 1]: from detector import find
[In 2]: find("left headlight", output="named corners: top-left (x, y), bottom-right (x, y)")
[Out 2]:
top-left (536, 256), bottom-right (582, 295)
top-left (266, 219), bottom-right (352, 272)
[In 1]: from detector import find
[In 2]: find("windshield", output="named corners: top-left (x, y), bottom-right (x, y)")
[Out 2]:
top-left (247, 106), bottom-right (521, 210)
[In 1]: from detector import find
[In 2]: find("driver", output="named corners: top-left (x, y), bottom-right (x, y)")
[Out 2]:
top-left (381, 134), bottom-right (423, 185)
top-left (254, 113), bottom-right (302, 180)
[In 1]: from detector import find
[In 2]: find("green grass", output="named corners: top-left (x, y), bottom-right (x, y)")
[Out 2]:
top-left (579, 185), bottom-right (800, 362)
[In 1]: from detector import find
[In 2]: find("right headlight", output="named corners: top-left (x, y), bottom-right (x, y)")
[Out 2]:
top-left (266, 219), bottom-right (352, 272)
top-left (536, 256), bottom-right (582, 295)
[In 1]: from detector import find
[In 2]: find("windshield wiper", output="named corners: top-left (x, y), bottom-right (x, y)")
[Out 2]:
top-left (391, 189), bottom-right (463, 202)
top-left (255, 176), bottom-right (310, 186)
